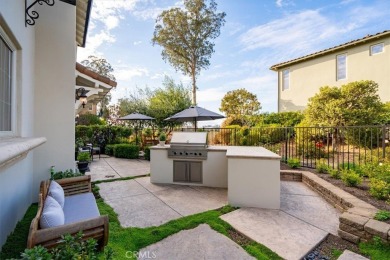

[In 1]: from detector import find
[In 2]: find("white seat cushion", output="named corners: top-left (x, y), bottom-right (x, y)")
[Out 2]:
top-left (40, 196), bottom-right (65, 229)
top-left (48, 181), bottom-right (65, 208)
top-left (63, 193), bottom-right (100, 224)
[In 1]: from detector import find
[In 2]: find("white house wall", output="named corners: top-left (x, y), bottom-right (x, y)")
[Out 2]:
top-left (0, 0), bottom-right (36, 248)
top-left (33, 1), bottom-right (77, 197)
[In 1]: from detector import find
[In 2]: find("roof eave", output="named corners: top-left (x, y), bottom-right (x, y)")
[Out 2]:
top-left (269, 30), bottom-right (390, 71)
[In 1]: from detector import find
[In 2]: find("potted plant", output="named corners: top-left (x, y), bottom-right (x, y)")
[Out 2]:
top-left (159, 133), bottom-right (166, 146)
top-left (77, 151), bottom-right (90, 174)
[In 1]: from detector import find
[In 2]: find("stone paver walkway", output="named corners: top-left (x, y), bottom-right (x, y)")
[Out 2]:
top-left (338, 250), bottom-right (368, 260)
top-left (221, 181), bottom-right (341, 260)
top-left (87, 156), bottom-right (150, 182)
top-left (139, 224), bottom-right (254, 260)
top-left (98, 177), bottom-right (227, 227)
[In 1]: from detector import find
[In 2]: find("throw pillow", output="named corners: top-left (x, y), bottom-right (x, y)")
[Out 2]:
top-left (40, 195), bottom-right (65, 229)
top-left (48, 180), bottom-right (65, 208)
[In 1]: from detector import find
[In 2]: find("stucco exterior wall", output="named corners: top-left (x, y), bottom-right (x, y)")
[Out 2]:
top-left (33, 1), bottom-right (77, 198)
top-left (278, 38), bottom-right (390, 112)
top-left (0, 0), bottom-right (36, 248)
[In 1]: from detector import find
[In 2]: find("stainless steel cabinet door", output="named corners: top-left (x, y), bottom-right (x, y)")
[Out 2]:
top-left (173, 161), bottom-right (187, 182)
top-left (189, 162), bottom-right (202, 183)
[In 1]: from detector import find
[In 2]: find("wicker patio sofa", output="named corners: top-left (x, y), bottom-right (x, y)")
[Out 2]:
top-left (27, 175), bottom-right (109, 250)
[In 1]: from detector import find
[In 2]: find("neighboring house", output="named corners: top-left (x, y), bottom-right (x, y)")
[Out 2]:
top-left (270, 30), bottom-right (390, 112)
top-left (0, 0), bottom-right (92, 248)
top-left (75, 62), bottom-right (117, 116)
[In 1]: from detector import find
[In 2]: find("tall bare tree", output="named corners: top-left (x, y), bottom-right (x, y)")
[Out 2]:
top-left (152, 0), bottom-right (226, 105)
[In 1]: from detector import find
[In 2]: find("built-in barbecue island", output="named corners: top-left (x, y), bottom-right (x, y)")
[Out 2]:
top-left (150, 132), bottom-right (281, 209)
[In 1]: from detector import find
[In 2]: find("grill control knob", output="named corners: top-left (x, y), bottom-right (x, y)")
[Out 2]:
top-left (173, 152), bottom-right (177, 155)
top-left (180, 152), bottom-right (183, 155)
top-left (194, 153), bottom-right (197, 155)
top-left (199, 153), bottom-right (202, 156)
top-left (185, 152), bottom-right (188, 155)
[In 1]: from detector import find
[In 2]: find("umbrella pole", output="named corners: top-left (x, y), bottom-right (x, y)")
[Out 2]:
top-left (194, 118), bottom-right (197, 132)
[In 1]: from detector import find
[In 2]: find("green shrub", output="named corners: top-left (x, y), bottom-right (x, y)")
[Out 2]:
top-left (374, 210), bottom-right (390, 221)
top-left (51, 169), bottom-right (82, 180)
top-left (369, 178), bottom-right (390, 200)
top-left (114, 144), bottom-right (139, 159)
top-left (287, 158), bottom-right (300, 168)
top-left (159, 133), bottom-right (166, 141)
top-left (340, 169), bottom-right (362, 187)
top-left (105, 144), bottom-right (116, 156)
top-left (20, 232), bottom-right (113, 259)
top-left (76, 113), bottom-right (105, 126)
top-left (316, 159), bottom-right (330, 173)
top-left (77, 152), bottom-right (90, 162)
top-left (144, 146), bottom-right (151, 161)
top-left (339, 162), bottom-right (363, 176)
top-left (329, 169), bottom-right (340, 179)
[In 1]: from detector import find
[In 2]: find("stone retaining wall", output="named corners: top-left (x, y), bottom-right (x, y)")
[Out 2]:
top-left (281, 170), bottom-right (390, 244)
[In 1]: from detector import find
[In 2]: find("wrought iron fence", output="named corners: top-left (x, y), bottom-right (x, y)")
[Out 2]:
top-left (179, 125), bottom-right (390, 169)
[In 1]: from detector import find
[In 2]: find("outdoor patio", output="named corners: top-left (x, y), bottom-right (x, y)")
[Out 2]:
top-left (88, 157), bottom-right (343, 259)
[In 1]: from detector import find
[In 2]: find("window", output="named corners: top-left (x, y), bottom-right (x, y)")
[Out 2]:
top-left (282, 69), bottom-right (289, 90)
top-left (0, 36), bottom-right (13, 132)
top-left (336, 54), bottom-right (346, 81)
top-left (370, 43), bottom-right (384, 55)
top-left (88, 105), bottom-right (93, 111)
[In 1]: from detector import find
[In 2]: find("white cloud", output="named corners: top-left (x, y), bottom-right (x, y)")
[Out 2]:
top-left (275, 0), bottom-right (294, 8)
top-left (77, 30), bottom-right (116, 61)
top-left (133, 41), bottom-right (143, 46)
top-left (197, 87), bottom-right (226, 103)
top-left (240, 10), bottom-right (328, 53)
top-left (115, 67), bottom-right (149, 81)
top-left (105, 16), bottom-right (120, 30)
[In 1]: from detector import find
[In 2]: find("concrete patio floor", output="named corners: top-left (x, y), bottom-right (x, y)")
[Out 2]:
top-left (139, 224), bottom-right (254, 260)
top-left (91, 159), bottom-right (342, 259)
top-left (86, 156), bottom-right (150, 182)
top-left (98, 177), bottom-right (227, 227)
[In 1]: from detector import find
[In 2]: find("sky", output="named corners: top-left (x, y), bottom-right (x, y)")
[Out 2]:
top-left (77, 0), bottom-right (390, 126)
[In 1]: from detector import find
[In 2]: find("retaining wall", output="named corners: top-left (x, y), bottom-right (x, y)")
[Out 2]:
top-left (281, 170), bottom-right (390, 244)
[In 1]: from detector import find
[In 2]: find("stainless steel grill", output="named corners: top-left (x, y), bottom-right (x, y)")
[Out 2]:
top-left (167, 132), bottom-right (208, 160)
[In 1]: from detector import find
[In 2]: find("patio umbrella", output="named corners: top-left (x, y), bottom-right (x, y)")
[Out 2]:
top-left (165, 106), bottom-right (225, 130)
top-left (118, 112), bottom-right (155, 144)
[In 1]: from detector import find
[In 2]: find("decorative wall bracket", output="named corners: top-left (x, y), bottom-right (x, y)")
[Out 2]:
top-left (25, 0), bottom-right (55, 27)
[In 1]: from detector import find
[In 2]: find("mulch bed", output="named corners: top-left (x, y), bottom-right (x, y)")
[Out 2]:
top-left (281, 162), bottom-right (389, 259)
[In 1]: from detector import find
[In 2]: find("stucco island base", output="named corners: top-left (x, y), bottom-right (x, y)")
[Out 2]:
top-left (150, 145), bottom-right (281, 209)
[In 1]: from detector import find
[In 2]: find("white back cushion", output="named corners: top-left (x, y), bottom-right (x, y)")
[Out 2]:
top-left (48, 181), bottom-right (65, 208)
top-left (40, 196), bottom-right (65, 229)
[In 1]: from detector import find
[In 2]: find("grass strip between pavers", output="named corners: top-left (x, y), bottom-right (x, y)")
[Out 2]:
top-left (97, 198), bottom-right (282, 260)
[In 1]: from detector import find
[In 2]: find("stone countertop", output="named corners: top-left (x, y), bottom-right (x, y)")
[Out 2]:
top-left (225, 146), bottom-right (281, 160)
top-left (150, 144), bottom-right (281, 159)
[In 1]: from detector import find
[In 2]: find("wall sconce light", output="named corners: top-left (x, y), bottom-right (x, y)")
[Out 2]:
top-left (75, 87), bottom-right (89, 108)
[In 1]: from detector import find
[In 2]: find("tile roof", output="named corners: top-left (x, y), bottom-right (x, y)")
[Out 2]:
top-left (270, 30), bottom-right (390, 71)
top-left (76, 62), bottom-right (117, 87)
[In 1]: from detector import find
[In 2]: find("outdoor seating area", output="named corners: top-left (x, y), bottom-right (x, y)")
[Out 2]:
top-left (27, 175), bottom-right (108, 250)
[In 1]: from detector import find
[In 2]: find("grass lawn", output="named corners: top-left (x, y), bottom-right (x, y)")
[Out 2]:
top-left (3, 176), bottom-right (390, 260)
top-left (97, 198), bottom-right (281, 259)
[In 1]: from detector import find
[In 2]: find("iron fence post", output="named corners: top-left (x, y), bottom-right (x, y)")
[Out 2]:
top-left (383, 125), bottom-right (386, 160)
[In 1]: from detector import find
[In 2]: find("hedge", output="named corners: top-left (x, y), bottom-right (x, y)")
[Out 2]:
top-left (113, 144), bottom-right (139, 159)
top-left (105, 144), bottom-right (116, 156)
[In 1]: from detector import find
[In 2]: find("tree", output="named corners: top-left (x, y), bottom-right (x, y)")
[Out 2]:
top-left (305, 80), bottom-right (384, 126)
top-left (220, 88), bottom-right (261, 126)
top-left (152, 0), bottom-right (226, 105)
top-left (80, 55), bottom-right (116, 80)
top-left (148, 76), bottom-right (192, 128)
top-left (81, 55), bottom-right (116, 119)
